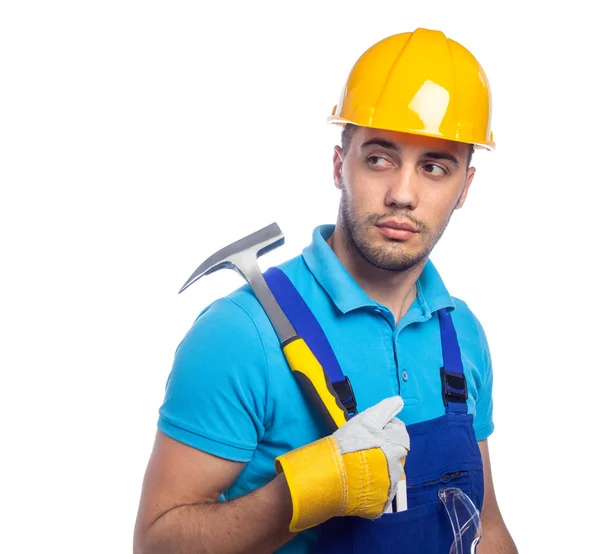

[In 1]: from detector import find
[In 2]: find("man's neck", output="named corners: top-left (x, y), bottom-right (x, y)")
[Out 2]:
top-left (327, 226), bottom-right (425, 324)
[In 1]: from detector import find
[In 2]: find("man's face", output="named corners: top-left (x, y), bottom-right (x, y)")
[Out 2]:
top-left (333, 126), bottom-right (476, 272)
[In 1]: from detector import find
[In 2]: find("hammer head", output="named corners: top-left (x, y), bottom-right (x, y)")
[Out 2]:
top-left (178, 222), bottom-right (284, 293)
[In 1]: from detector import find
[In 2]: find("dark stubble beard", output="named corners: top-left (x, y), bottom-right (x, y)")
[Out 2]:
top-left (339, 187), bottom-right (455, 272)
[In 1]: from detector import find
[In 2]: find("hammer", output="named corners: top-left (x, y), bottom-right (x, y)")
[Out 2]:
top-left (179, 222), bottom-right (350, 432)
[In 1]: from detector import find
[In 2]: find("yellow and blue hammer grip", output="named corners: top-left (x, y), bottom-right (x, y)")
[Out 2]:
top-left (282, 336), bottom-right (350, 431)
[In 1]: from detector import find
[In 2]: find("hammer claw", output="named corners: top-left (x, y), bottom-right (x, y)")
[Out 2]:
top-left (178, 222), bottom-right (284, 294)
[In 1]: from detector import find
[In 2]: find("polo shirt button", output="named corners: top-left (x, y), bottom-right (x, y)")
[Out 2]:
top-left (401, 370), bottom-right (409, 382)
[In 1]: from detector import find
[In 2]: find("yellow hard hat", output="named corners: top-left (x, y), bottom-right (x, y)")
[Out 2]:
top-left (329, 28), bottom-right (494, 150)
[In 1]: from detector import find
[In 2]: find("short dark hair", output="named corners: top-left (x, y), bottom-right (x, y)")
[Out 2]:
top-left (341, 123), bottom-right (359, 155)
top-left (341, 123), bottom-right (475, 168)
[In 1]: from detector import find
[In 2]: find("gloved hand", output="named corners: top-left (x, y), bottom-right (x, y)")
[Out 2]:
top-left (275, 396), bottom-right (409, 532)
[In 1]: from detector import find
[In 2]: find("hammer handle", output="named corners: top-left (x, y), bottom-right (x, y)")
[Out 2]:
top-left (282, 337), bottom-right (350, 432)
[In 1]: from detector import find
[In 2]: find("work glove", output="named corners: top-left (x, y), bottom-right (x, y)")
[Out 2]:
top-left (275, 396), bottom-right (409, 532)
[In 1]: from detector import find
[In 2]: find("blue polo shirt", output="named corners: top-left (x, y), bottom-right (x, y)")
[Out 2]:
top-left (158, 224), bottom-right (494, 553)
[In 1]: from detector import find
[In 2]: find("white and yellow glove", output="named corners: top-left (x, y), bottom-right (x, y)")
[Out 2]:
top-left (275, 396), bottom-right (409, 532)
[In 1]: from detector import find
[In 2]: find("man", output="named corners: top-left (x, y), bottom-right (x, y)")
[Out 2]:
top-left (134, 28), bottom-right (518, 553)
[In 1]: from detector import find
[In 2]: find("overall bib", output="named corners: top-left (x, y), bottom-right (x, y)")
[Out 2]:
top-left (264, 268), bottom-right (485, 554)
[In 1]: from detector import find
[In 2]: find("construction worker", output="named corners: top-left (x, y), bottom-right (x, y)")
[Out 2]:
top-left (134, 28), bottom-right (518, 553)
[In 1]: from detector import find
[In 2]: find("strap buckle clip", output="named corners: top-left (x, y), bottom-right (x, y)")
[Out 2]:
top-left (332, 376), bottom-right (358, 417)
top-left (440, 367), bottom-right (468, 406)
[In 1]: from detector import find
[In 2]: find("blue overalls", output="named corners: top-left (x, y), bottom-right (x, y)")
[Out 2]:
top-left (265, 268), bottom-right (485, 554)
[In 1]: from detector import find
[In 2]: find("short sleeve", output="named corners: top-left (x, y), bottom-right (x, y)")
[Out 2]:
top-left (472, 317), bottom-right (495, 441)
top-left (158, 297), bottom-right (268, 462)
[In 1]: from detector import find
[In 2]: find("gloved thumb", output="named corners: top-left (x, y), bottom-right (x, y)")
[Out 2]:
top-left (360, 396), bottom-right (404, 432)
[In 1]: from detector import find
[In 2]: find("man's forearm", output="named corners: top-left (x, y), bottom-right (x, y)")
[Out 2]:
top-left (479, 522), bottom-right (518, 554)
top-left (135, 473), bottom-right (295, 554)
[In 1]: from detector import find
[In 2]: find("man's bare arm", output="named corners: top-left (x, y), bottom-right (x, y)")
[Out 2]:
top-left (477, 439), bottom-right (518, 554)
top-left (133, 431), bottom-right (296, 554)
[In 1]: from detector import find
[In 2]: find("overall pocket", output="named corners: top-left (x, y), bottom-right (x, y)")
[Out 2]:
top-left (349, 470), bottom-right (474, 554)
top-left (350, 501), bottom-right (444, 554)
top-left (407, 470), bottom-right (472, 509)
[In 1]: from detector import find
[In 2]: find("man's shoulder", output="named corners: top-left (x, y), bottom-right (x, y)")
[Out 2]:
top-left (450, 296), bottom-right (479, 319)
top-left (449, 296), bottom-right (489, 350)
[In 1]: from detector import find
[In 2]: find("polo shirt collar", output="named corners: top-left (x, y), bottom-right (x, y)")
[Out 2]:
top-left (302, 224), bottom-right (455, 316)
top-left (415, 257), bottom-right (456, 316)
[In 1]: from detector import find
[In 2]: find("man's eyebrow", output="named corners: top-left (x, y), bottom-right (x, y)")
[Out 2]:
top-left (360, 139), bottom-right (462, 169)
top-left (360, 138), bottom-right (400, 151)
top-left (422, 151), bottom-right (460, 169)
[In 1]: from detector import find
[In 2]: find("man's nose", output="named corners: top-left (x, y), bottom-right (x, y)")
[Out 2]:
top-left (384, 166), bottom-right (419, 211)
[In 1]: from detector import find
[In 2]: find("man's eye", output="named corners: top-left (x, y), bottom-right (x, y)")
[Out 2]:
top-left (423, 164), bottom-right (447, 176)
top-left (367, 156), bottom-right (392, 168)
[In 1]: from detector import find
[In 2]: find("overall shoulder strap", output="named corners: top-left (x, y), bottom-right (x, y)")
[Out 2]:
top-left (438, 308), bottom-right (468, 415)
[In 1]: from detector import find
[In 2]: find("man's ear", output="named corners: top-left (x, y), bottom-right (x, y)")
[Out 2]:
top-left (456, 166), bottom-right (476, 210)
top-left (333, 145), bottom-right (344, 190)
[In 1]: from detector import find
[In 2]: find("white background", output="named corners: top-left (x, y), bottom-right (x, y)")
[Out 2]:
top-left (1, 1), bottom-right (598, 552)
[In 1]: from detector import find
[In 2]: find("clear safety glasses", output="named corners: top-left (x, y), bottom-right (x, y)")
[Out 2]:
top-left (438, 487), bottom-right (482, 554)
